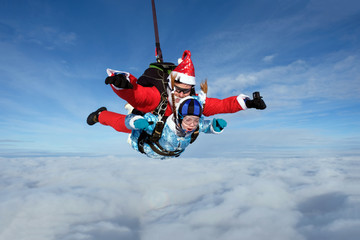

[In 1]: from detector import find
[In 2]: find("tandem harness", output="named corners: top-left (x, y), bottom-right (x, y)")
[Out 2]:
top-left (136, 120), bottom-right (200, 158)
top-left (134, 62), bottom-right (200, 157)
top-left (137, 129), bottom-right (184, 157)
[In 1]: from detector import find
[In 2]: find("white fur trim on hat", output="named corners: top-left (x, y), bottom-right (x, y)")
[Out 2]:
top-left (172, 71), bottom-right (196, 85)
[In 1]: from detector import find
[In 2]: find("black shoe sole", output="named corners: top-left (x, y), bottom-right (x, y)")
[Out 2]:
top-left (87, 107), bottom-right (107, 125)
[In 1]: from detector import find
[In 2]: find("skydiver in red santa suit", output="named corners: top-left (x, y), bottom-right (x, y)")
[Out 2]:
top-left (87, 50), bottom-right (266, 131)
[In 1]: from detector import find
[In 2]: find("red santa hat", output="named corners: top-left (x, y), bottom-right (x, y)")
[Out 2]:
top-left (171, 50), bottom-right (196, 86)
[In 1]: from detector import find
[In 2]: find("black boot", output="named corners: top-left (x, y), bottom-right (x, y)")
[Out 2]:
top-left (87, 107), bottom-right (107, 125)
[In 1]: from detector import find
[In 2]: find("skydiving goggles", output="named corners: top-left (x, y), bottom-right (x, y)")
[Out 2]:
top-left (182, 116), bottom-right (200, 126)
top-left (174, 85), bottom-right (192, 94)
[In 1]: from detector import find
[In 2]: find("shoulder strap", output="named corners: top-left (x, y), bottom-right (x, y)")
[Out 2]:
top-left (150, 64), bottom-right (172, 142)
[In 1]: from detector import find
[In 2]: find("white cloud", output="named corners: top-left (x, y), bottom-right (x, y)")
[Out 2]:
top-left (262, 54), bottom-right (277, 63)
top-left (0, 154), bottom-right (359, 240)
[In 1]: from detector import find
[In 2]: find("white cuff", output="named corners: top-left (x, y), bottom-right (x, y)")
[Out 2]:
top-left (237, 94), bottom-right (250, 110)
top-left (198, 90), bottom-right (207, 105)
top-left (106, 68), bottom-right (131, 90)
top-left (210, 122), bottom-right (224, 134)
top-left (129, 115), bottom-right (145, 129)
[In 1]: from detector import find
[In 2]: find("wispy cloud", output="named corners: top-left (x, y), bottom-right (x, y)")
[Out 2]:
top-left (262, 54), bottom-right (277, 64)
top-left (209, 53), bottom-right (360, 106)
top-left (27, 26), bottom-right (77, 49)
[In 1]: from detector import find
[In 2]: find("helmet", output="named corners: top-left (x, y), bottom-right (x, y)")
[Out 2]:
top-left (177, 97), bottom-right (202, 123)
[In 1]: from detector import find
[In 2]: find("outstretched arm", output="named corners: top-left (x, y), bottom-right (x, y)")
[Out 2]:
top-left (106, 70), bottom-right (162, 113)
top-left (110, 84), bottom-right (161, 113)
top-left (203, 92), bottom-right (266, 116)
top-left (203, 95), bottom-right (248, 116)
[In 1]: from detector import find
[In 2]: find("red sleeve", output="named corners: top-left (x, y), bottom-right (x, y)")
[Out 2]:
top-left (203, 96), bottom-right (244, 116)
top-left (110, 74), bottom-right (161, 113)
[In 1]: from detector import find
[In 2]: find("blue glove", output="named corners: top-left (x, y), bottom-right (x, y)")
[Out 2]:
top-left (212, 118), bottom-right (227, 132)
top-left (134, 118), bottom-right (150, 130)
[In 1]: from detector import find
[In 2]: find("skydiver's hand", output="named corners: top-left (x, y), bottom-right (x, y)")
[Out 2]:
top-left (105, 74), bottom-right (133, 89)
top-left (134, 118), bottom-right (150, 130)
top-left (212, 118), bottom-right (227, 132)
top-left (245, 92), bottom-right (266, 110)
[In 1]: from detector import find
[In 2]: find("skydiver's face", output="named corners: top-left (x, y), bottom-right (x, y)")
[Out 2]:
top-left (181, 115), bottom-right (200, 132)
top-left (174, 82), bottom-right (192, 103)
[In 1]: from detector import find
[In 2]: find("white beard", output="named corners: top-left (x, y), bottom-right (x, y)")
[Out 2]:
top-left (167, 90), bottom-right (181, 110)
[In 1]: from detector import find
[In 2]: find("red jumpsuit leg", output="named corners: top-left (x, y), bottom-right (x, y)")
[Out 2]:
top-left (98, 111), bottom-right (132, 133)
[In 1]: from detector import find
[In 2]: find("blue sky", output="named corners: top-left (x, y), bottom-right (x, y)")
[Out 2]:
top-left (1, 0), bottom-right (360, 158)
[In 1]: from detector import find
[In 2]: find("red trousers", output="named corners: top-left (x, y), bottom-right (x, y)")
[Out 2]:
top-left (98, 110), bottom-right (132, 133)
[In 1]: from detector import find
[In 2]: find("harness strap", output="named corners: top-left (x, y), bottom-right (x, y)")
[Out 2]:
top-left (137, 131), bottom-right (148, 154)
top-left (137, 130), bottom-right (183, 157)
top-left (190, 126), bottom-right (200, 144)
top-left (149, 120), bottom-right (165, 142)
top-left (150, 63), bottom-right (172, 142)
top-left (148, 141), bottom-right (183, 157)
top-left (152, 91), bottom-right (168, 117)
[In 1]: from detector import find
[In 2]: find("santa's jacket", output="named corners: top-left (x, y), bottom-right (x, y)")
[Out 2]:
top-left (125, 112), bottom-right (221, 159)
top-left (106, 70), bottom-right (249, 133)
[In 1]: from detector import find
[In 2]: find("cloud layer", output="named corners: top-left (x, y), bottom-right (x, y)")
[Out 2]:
top-left (1, 155), bottom-right (359, 240)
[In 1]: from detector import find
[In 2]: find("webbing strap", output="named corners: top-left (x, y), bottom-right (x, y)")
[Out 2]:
top-left (149, 120), bottom-right (165, 142)
top-left (190, 126), bottom-right (200, 144)
top-left (151, 0), bottom-right (163, 62)
top-left (148, 141), bottom-right (183, 157)
top-left (150, 63), bottom-right (171, 141)
top-left (152, 91), bottom-right (168, 117)
top-left (137, 131), bottom-right (183, 157)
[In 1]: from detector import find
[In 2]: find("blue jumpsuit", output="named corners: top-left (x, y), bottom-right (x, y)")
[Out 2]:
top-left (125, 113), bottom-right (219, 159)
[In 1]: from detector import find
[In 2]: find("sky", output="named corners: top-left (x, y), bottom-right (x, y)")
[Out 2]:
top-left (1, 0), bottom-right (359, 158)
top-left (1, 0), bottom-right (360, 239)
